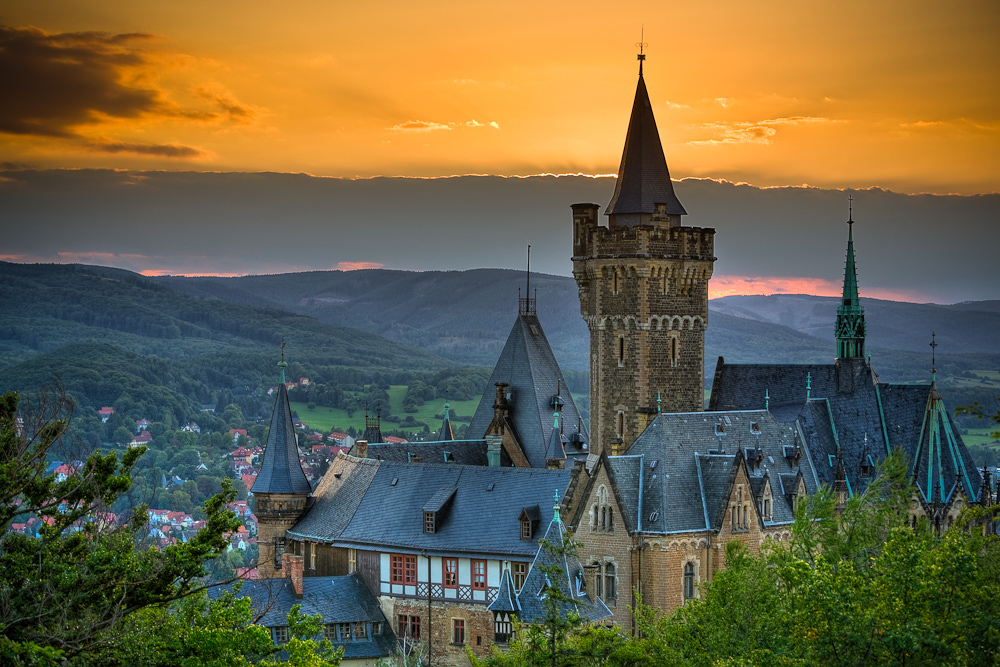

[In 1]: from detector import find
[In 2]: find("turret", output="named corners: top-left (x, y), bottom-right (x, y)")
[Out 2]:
top-left (573, 55), bottom-right (715, 454)
top-left (836, 200), bottom-right (866, 360)
top-left (253, 348), bottom-right (311, 579)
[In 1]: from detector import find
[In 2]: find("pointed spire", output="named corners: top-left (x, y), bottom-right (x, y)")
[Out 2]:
top-left (553, 489), bottom-right (562, 524)
top-left (252, 351), bottom-right (311, 496)
top-left (836, 197), bottom-right (867, 359)
top-left (440, 402), bottom-right (455, 441)
top-left (605, 55), bottom-right (687, 226)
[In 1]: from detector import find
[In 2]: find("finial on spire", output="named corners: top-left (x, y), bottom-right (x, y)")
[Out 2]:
top-left (765, 388), bottom-right (770, 411)
top-left (519, 244), bottom-right (537, 315)
top-left (553, 489), bottom-right (561, 522)
top-left (636, 27), bottom-right (647, 76)
top-left (657, 391), bottom-right (662, 413)
top-left (848, 194), bottom-right (854, 225)
top-left (806, 372), bottom-right (812, 400)
top-left (278, 338), bottom-right (288, 384)
top-left (930, 332), bottom-right (938, 382)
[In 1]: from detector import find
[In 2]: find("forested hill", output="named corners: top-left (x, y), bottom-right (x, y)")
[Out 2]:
top-left (0, 261), bottom-right (450, 373)
top-left (155, 267), bottom-right (1000, 382)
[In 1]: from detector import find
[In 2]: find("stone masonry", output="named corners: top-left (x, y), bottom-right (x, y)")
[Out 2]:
top-left (572, 203), bottom-right (715, 454)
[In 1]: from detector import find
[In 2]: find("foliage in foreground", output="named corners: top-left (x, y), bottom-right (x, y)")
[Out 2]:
top-left (0, 388), bottom-right (339, 666)
top-left (473, 450), bottom-right (1000, 667)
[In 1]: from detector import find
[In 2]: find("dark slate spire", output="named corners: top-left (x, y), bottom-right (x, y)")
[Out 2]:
top-left (440, 402), bottom-right (455, 441)
top-left (836, 199), bottom-right (866, 359)
top-left (252, 358), bottom-right (311, 496)
top-left (363, 404), bottom-right (384, 444)
top-left (605, 58), bottom-right (687, 227)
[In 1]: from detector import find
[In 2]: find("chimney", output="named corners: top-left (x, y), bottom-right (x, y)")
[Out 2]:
top-left (486, 436), bottom-right (502, 467)
top-left (284, 553), bottom-right (304, 599)
top-left (583, 564), bottom-right (600, 602)
top-left (355, 439), bottom-right (368, 459)
top-left (493, 383), bottom-right (510, 421)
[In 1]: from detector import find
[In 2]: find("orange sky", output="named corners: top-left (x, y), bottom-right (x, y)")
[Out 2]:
top-left (3, 0), bottom-right (999, 194)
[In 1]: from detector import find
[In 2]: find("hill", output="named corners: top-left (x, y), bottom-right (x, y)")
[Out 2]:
top-left (154, 268), bottom-right (1000, 383)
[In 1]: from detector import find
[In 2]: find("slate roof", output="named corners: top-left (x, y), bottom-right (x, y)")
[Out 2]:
top-left (208, 573), bottom-right (397, 660)
top-left (252, 383), bottom-right (311, 495)
top-left (511, 510), bottom-right (612, 625)
top-left (709, 357), bottom-right (982, 503)
top-left (603, 410), bottom-right (811, 534)
top-left (288, 454), bottom-right (572, 560)
top-left (362, 439), bottom-right (489, 466)
top-left (605, 73), bottom-right (687, 220)
top-left (467, 313), bottom-right (589, 467)
top-left (488, 566), bottom-right (521, 614)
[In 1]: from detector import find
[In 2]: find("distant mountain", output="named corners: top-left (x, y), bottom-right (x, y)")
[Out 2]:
top-left (153, 268), bottom-right (1000, 384)
top-left (711, 295), bottom-right (1000, 355)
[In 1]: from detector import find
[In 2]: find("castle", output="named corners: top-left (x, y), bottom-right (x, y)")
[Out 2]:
top-left (245, 56), bottom-right (988, 664)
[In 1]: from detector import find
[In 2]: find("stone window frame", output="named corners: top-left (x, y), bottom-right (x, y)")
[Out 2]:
top-left (604, 562), bottom-right (617, 601)
top-left (591, 485), bottom-right (614, 533)
top-left (669, 333), bottom-right (680, 368)
top-left (616, 411), bottom-right (625, 438)
top-left (612, 268), bottom-right (620, 296)
top-left (452, 618), bottom-right (466, 645)
top-left (731, 486), bottom-right (750, 533)
top-left (682, 556), bottom-right (700, 602)
top-left (617, 335), bottom-right (626, 367)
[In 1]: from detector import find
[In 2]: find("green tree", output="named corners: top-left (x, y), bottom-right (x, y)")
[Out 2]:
top-left (0, 388), bottom-right (241, 664)
top-left (113, 426), bottom-right (133, 447)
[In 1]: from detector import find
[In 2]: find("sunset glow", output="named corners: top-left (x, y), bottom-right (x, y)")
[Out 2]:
top-left (1, 1), bottom-right (997, 194)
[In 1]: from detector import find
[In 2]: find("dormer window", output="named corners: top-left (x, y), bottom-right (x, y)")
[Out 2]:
top-left (519, 504), bottom-right (541, 540)
top-left (715, 423), bottom-right (726, 436)
top-left (750, 421), bottom-right (760, 434)
top-left (424, 511), bottom-right (436, 533)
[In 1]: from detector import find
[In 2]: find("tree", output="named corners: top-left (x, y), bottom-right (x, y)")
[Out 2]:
top-left (113, 426), bottom-right (133, 447)
top-left (0, 388), bottom-right (241, 664)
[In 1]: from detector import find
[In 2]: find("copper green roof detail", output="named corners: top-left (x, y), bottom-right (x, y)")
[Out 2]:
top-left (605, 72), bottom-right (687, 221)
top-left (836, 210), bottom-right (867, 359)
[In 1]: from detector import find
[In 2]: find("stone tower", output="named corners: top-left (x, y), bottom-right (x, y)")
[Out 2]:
top-left (252, 354), bottom-right (311, 579)
top-left (572, 60), bottom-right (715, 455)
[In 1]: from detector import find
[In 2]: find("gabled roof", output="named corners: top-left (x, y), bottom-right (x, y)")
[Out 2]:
top-left (605, 73), bottom-right (686, 220)
top-left (513, 507), bottom-right (612, 625)
top-left (467, 313), bottom-right (589, 467)
top-left (363, 439), bottom-right (489, 466)
top-left (208, 574), bottom-right (396, 660)
top-left (709, 357), bottom-right (982, 504)
top-left (252, 382), bottom-right (311, 495)
top-left (602, 410), bottom-right (810, 534)
top-left (288, 454), bottom-right (572, 560)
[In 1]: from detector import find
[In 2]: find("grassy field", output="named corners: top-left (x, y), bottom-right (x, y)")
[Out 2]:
top-left (290, 386), bottom-right (481, 436)
top-left (963, 427), bottom-right (1000, 448)
top-left (950, 369), bottom-right (1000, 389)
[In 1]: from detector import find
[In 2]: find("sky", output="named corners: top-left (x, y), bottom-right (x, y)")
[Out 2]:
top-left (2, 0), bottom-right (999, 301)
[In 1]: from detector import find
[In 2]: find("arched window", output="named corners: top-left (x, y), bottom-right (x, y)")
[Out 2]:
top-left (618, 336), bottom-right (625, 366)
top-left (670, 336), bottom-right (679, 368)
top-left (590, 504), bottom-right (598, 529)
top-left (592, 562), bottom-right (603, 597)
top-left (607, 507), bottom-right (614, 530)
top-left (604, 563), bottom-right (616, 599)
top-left (613, 270), bottom-right (619, 295)
top-left (683, 562), bottom-right (695, 601)
top-left (600, 506), bottom-right (606, 529)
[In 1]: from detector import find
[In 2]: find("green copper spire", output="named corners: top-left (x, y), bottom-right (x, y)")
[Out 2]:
top-left (835, 197), bottom-right (867, 359)
top-left (553, 489), bottom-right (561, 523)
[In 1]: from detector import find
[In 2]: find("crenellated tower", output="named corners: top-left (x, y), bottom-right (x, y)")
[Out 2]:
top-left (573, 57), bottom-right (715, 455)
top-left (252, 351), bottom-right (312, 579)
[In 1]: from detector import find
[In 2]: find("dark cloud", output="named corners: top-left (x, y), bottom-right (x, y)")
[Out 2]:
top-left (0, 25), bottom-right (255, 143)
top-left (0, 26), bottom-right (163, 137)
top-left (86, 140), bottom-right (205, 158)
top-left (0, 170), bottom-right (996, 303)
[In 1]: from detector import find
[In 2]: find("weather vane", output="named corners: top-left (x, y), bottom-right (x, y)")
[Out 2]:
top-left (848, 194), bottom-right (854, 225)
top-left (636, 27), bottom-right (647, 74)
